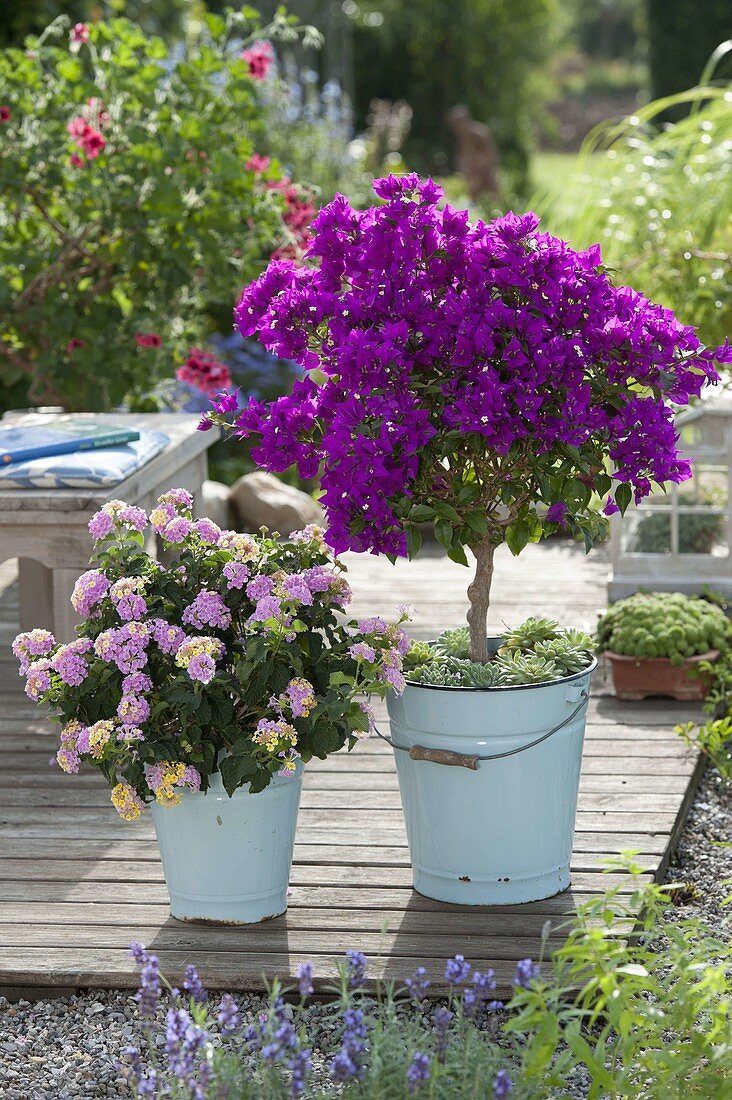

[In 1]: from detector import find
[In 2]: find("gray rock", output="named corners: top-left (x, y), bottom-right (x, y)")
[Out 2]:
top-left (200, 479), bottom-right (232, 529)
top-left (229, 471), bottom-right (323, 537)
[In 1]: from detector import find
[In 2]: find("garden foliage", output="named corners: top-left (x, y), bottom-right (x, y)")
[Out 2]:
top-left (351, 0), bottom-right (553, 195)
top-left (13, 491), bottom-right (407, 816)
top-left (122, 871), bottom-right (732, 1098)
top-left (537, 70), bottom-right (732, 349)
top-left (0, 9), bottom-right (318, 412)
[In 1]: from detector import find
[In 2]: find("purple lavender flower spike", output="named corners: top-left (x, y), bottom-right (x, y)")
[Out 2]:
top-left (217, 993), bottom-right (239, 1034)
top-left (183, 963), bottom-right (207, 1003)
top-left (513, 958), bottom-right (540, 990)
top-left (494, 1069), bottom-right (513, 1097)
top-left (431, 1006), bottom-right (453, 1064)
top-left (407, 1051), bottom-right (432, 1094)
top-left (444, 954), bottom-right (471, 984)
top-left (405, 965), bottom-right (430, 1006)
top-left (345, 949), bottom-right (367, 989)
top-left (297, 961), bottom-right (314, 998)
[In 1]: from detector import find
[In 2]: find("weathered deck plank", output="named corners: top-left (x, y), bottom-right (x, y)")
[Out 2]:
top-left (0, 543), bottom-right (703, 996)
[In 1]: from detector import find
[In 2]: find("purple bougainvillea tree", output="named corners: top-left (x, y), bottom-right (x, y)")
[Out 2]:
top-left (207, 174), bottom-right (732, 662)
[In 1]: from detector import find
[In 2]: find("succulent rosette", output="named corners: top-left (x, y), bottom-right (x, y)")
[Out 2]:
top-left (14, 490), bottom-right (407, 820)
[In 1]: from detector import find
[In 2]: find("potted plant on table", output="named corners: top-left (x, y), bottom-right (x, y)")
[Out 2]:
top-left (13, 489), bottom-right (407, 923)
top-left (207, 173), bottom-right (732, 905)
top-left (597, 591), bottom-right (729, 702)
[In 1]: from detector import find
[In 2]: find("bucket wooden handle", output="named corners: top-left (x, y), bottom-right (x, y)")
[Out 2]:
top-left (408, 745), bottom-right (480, 770)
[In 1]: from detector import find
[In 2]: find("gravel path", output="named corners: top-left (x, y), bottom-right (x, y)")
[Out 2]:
top-left (2, 765), bottom-right (730, 1100)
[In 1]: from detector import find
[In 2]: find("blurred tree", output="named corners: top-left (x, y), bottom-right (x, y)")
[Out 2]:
top-left (648, 0), bottom-right (732, 101)
top-left (0, 0), bottom-right (198, 46)
top-left (348, 0), bottom-right (553, 196)
top-left (0, 0), bottom-right (86, 45)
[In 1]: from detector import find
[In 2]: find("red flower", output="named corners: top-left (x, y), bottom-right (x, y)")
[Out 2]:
top-left (177, 349), bottom-right (232, 398)
top-left (65, 338), bottom-right (86, 355)
top-left (0, 106), bottom-right (10, 124)
top-left (80, 129), bottom-right (106, 159)
top-left (245, 154), bottom-right (270, 174)
top-left (240, 41), bottom-right (274, 81)
top-left (135, 332), bottom-right (162, 349)
top-left (70, 23), bottom-right (90, 44)
top-left (69, 153), bottom-right (84, 168)
top-left (68, 116), bottom-right (106, 159)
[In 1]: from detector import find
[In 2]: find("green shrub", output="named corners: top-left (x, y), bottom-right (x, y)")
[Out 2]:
top-left (0, 10), bottom-right (318, 412)
top-left (596, 592), bottom-right (731, 663)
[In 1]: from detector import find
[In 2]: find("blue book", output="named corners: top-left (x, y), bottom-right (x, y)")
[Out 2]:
top-left (0, 419), bottom-right (140, 465)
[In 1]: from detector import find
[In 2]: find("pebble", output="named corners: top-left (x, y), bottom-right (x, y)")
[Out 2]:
top-left (1, 767), bottom-right (729, 1099)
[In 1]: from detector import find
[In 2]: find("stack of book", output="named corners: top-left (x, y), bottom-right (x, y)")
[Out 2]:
top-left (0, 416), bottom-right (169, 490)
top-left (0, 419), bottom-right (140, 465)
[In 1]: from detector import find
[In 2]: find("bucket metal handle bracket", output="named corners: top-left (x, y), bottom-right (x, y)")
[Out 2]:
top-left (408, 745), bottom-right (479, 770)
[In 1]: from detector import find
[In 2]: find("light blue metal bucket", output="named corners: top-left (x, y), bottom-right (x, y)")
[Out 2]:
top-left (386, 659), bottom-right (596, 905)
top-left (151, 766), bottom-right (303, 923)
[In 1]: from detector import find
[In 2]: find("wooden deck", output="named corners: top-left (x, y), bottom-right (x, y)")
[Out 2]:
top-left (0, 543), bottom-right (703, 997)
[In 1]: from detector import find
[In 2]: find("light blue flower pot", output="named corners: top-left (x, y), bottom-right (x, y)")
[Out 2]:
top-left (386, 660), bottom-right (596, 905)
top-left (151, 766), bottom-right (303, 924)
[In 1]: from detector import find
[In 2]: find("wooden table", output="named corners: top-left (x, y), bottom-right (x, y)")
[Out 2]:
top-left (0, 413), bottom-right (219, 641)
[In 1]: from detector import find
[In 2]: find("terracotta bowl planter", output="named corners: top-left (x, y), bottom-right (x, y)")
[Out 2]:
top-left (605, 650), bottom-right (718, 702)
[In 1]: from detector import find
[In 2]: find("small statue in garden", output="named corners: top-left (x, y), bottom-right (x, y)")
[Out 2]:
top-left (446, 105), bottom-right (501, 203)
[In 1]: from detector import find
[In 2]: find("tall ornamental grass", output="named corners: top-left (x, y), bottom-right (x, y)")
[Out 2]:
top-left (536, 47), bottom-right (732, 348)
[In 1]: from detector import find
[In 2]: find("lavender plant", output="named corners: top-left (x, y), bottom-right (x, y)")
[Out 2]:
top-left (13, 489), bottom-right (408, 817)
top-left (206, 173), bottom-right (732, 662)
top-left (120, 872), bottom-right (732, 1098)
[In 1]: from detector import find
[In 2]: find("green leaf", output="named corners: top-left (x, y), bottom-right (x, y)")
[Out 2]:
top-left (615, 482), bottom-right (633, 515)
top-left (433, 500), bottom-right (461, 524)
top-left (406, 525), bottom-right (423, 559)
top-left (594, 472), bottom-right (612, 497)
top-left (219, 754), bottom-right (258, 798)
top-left (447, 542), bottom-right (469, 566)
top-left (434, 518), bottom-right (454, 551)
top-left (464, 511), bottom-right (488, 538)
top-left (408, 504), bottom-right (435, 523)
top-left (506, 519), bottom-right (530, 556)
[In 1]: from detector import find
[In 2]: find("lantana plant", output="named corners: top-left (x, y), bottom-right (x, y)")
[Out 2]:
top-left (13, 489), bottom-right (407, 820)
top-left (206, 174), bottom-right (732, 662)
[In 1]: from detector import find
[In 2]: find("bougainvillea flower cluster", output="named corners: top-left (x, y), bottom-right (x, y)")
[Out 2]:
top-left (224, 174), bottom-right (731, 562)
top-left (14, 489), bottom-right (407, 820)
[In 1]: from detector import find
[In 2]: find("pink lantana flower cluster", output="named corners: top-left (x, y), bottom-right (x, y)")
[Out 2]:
top-left (14, 488), bottom-right (407, 817)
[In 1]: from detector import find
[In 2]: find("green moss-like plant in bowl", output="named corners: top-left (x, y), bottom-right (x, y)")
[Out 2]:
top-left (597, 592), bottom-right (730, 701)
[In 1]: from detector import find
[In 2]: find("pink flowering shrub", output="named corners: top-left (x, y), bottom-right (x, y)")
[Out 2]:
top-left (14, 490), bottom-right (407, 820)
top-left (208, 173), bottom-right (732, 660)
top-left (0, 9), bottom-right (320, 412)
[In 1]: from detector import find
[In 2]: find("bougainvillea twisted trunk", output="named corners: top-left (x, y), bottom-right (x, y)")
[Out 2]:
top-left (206, 175), bottom-right (732, 662)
